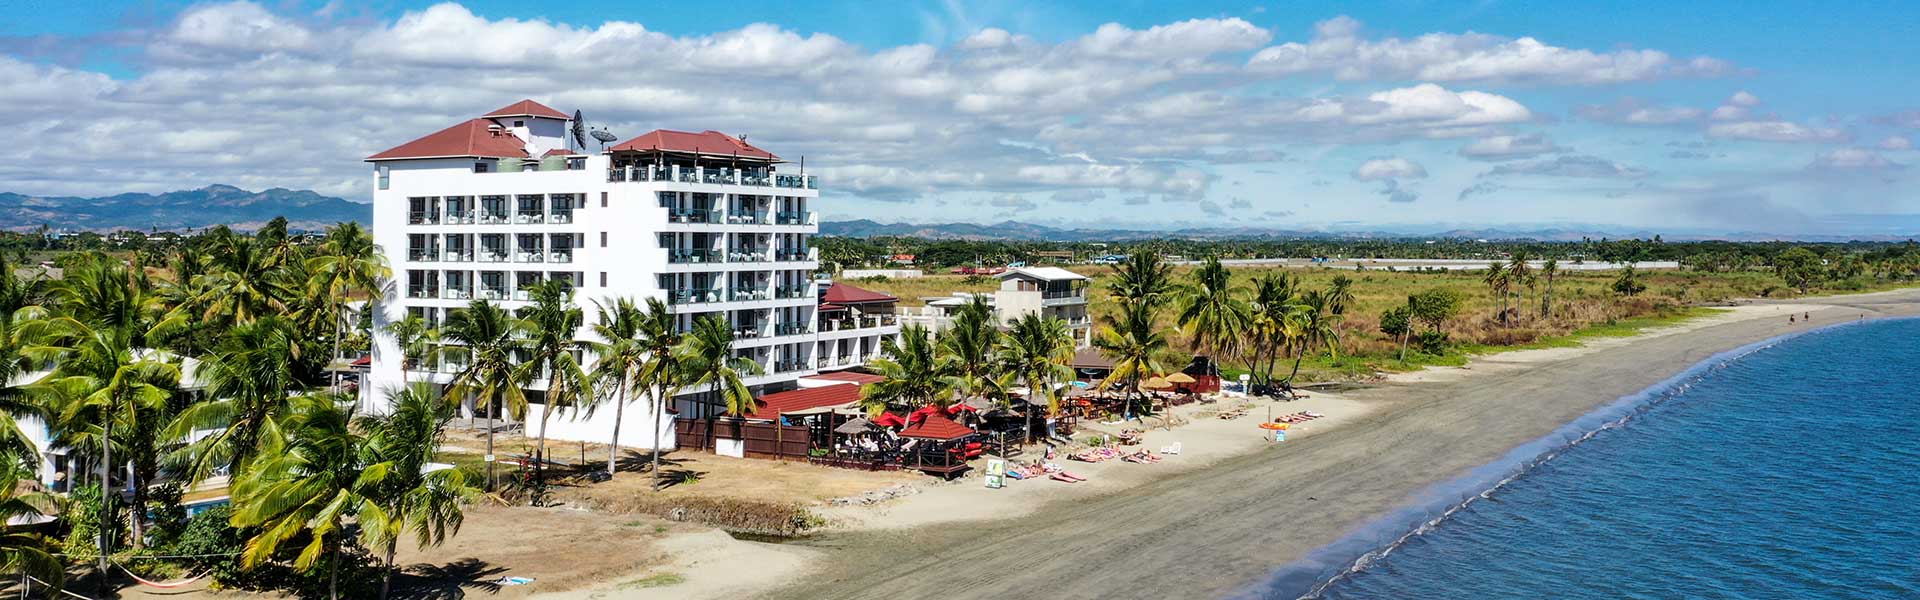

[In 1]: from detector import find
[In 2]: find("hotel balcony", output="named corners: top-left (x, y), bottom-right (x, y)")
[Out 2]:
top-left (606, 165), bottom-right (817, 190)
top-left (819, 314), bottom-right (898, 332)
top-left (667, 288), bottom-right (725, 305)
top-left (775, 211), bottom-right (815, 226)
top-left (775, 285), bottom-right (812, 299)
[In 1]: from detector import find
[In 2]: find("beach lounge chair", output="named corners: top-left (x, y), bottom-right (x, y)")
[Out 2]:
top-left (1160, 442), bottom-right (1183, 455)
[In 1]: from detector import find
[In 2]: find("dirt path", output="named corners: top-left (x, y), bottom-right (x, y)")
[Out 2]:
top-left (770, 291), bottom-right (1920, 600)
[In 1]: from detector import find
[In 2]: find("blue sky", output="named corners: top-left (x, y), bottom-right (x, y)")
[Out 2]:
top-left (2, 1), bottom-right (1916, 234)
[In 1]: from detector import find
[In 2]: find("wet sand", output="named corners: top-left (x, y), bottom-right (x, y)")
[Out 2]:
top-left (769, 290), bottom-right (1920, 600)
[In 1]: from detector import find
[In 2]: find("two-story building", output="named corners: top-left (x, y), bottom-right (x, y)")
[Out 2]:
top-left (898, 266), bottom-right (1093, 347)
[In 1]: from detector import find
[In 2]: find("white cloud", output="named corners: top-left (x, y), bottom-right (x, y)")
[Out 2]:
top-left (1074, 18), bottom-right (1271, 59)
top-left (1707, 121), bottom-right (1848, 143)
top-left (1880, 135), bottom-right (1912, 151)
top-left (1247, 16), bottom-right (1734, 85)
top-left (1487, 155), bottom-right (1648, 178)
top-left (1576, 98), bottom-right (1705, 125)
top-left (1458, 133), bottom-right (1563, 160)
top-left (1807, 148), bottom-right (1902, 171)
top-left (1353, 158), bottom-right (1427, 180)
top-left (162, 1), bottom-right (315, 55)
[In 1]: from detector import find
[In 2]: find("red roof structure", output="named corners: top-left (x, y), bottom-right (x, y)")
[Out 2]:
top-left (900, 414), bottom-right (975, 440)
top-left (367, 119), bottom-right (531, 161)
top-left (483, 99), bottom-right (570, 120)
top-left (744, 385), bottom-right (863, 420)
top-left (821, 282), bottom-right (897, 305)
top-left (806, 371), bottom-right (885, 385)
top-left (609, 129), bottom-right (780, 161)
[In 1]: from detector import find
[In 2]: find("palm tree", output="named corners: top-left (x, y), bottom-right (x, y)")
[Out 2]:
top-left (307, 222), bottom-right (390, 390)
top-left (1483, 261), bottom-right (1510, 325)
top-left (440, 300), bottom-right (528, 492)
top-left (192, 234), bottom-right (291, 326)
top-left (167, 317), bottom-right (305, 484)
top-left (1539, 258), bottom-right (1560, 319)
top-left (679, 315), bottom-right (763, 436)
top-left (231, 394), bottom-right (387, 600)
top-left (1245, 273), bottom-right (1301, 385)
top-left (515, 280), bottom-right (590, 494)
top-left (1507, 252), bottom-right (1533, 323)
top-left (1282, 291), bottom-right (1342, 385)
top-left (1397, 294), bottom-right (1418, 362)
top-left (1175, 256), bottom-right (1247, 381)
top-left (1107, 250), bottom-right (1178, 309)
top-left (998, 315), bottom-right (1075, 442)
top-left (940, 295), bottom-right (1003, 407)
top-left (0, 461), bottom-right (61, 590)
top-left (861, 325), bottom-right (954, 414)
top-left (382, 315), bottom-right (435, 384)
top-left (632, 300), bottom-right (687, 488)
top-left (587, 298), bottom-right (646, 478)
top-left (1094, 302), bottom-right (1167, 420)
top-left (1325, 274), bottom-right (1357, 316)
top-left (357, 384), bottom-right (478, 600)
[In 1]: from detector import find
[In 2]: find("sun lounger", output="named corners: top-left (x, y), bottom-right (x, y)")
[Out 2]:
top-left (1160, 442), bottom-right (1182, 455)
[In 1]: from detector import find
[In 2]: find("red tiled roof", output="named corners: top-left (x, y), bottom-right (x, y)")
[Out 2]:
top-left (744, 384), bottom-right (862, 420)
top-left (542, 149), bottom-right (579, 157)
top-left (609, 129), bottom-right (779, 161)
top-left (807, 371), bottom-right (885, 385)
top-left (483, 99), bottom-right (570, 120)
top-left (900, 413), bottom-right (975, 440)
top-left (821, 282), bottom-right (896, 305)
top-left (367, 118), bottom-right (529, 161)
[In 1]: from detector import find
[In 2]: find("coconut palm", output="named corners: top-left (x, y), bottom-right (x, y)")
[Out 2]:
top-left (1483, 261), bottom-right (1510, 325)
top-left (1107, 250), bottom-right (1177, 309)
top-left (631, 299), bottom-right (687, 487)
top-left (307, 222), bottom-right (390, 389)
top-left (192, 234), bottom-right (292, 326)
top-left (1094, 302), bottom-right (1167, 420)
top-left (679, 314), bottom-right (763, 419)
top-left (382, 315), bottom-right (436, 383)
top-left (230, 394), bottom-right (387, 600)
top-left (940, 295), bottom-right (1002, 406)
top-left (1325, 274), bottom-right (1357, 316)
top-left (1539, 258), bottom-right (1560, 318)
top-left (1507, 251), bottom-right (1533, 323)
top-left (998, 315), bottom-right (1075, 442)
top-left (1245, 273), bottom-right (1301, 385)
top-left (1282, 291), bottom-right (1342, 385)
top-left (514, 280), bottom-right (589, 494)
top-left (357, 384), bottom-right (478, 600)
top-left (1175, 256), bottom-right (1247, 381)
top-left (861, 325), bottom-right (954, 413)
top-left (167, 316), bottom-right (306, 484)
top-left (586, 298), bottom-right (645, 478)
top-left (0, 461), bottom-right (61, 590)
top-left (439, 300), bottom-right (529, 492)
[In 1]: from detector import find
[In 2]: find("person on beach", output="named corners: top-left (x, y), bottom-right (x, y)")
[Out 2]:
top-left (1790, 315), bottom-right (1796, 323)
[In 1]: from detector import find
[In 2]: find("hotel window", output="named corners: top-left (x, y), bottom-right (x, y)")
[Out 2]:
top-left (600, 232), bottom-right (608, 247)
top-left (376, 166), bottom-right (389, 190)
top-left (600, 192), bottom-right (608, 207)
top-left (600, 272), bottom-right (608, 287)
top-left (472, 162), bottom-right (489, 173)
top-left (513, 120), bottom-right (525, 128)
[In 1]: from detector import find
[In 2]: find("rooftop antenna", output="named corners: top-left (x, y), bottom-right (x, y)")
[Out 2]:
top-left (590, 128), bottom-right (618, 148)
top-left (569, 110), bottom-right (588, 152)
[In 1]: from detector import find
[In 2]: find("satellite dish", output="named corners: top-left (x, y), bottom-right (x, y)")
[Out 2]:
top-left (569, 110), bottom-right (588, 151)
top-left (590, 129), bottom-right (618, 145)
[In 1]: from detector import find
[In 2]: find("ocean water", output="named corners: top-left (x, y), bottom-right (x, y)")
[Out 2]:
top-left (1305, 318), bottom-right (1920, 600)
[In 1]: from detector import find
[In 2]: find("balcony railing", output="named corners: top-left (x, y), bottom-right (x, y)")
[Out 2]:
top-left (408, 213), bottom-right (440, 225)
top-left (550, 212), bottom-right (574, 225)
top-left (776, 322), bottom-right (812, 336)
top-left (668, 288), bottom-right (724, 305)
top-left (407, 286), bottom-right (440, 299)
top-left (408, 249), bottom-right (442, 262)
top-left (1042, 289), bottom-right (1085, 300)
top-left (443, 251), bottom-right (474, 263)
top-left (668, 249), bottom-right (720, 264)
top-left (549, 252), bottom-right (573, 264)
top-left (726, 211), bottom-right (769, 225)
top-left (732, 324), bottom-right (771, 339)
top-left (516, 250), bottom-right (547, 263)
top-left (775, 249), bottom-right (813, 262)
top-left (775, 211), bottom-right (812, 225)
top-left (821, 314), bottom-right (898, 331)
top-left (479, 212), bottom-right (510, 224)
top-left (729, 287), bottom-right (771, 302)
top-left (728, 248), bottom-right (769, 263)
top-left (606, 165), bottom-right (813, 189)
top-left (441, 288), bottom-right (472, 300)
top-left (772, 360), bottom-right (808, 373)
top-left (479, 251), bottom-right (509, 263)
top-left (775, 285), bottom-right (811, 299)
top-left (478, 288), bottom-right (507, 301)
top-left (669, 208), bottom-right (721, 224)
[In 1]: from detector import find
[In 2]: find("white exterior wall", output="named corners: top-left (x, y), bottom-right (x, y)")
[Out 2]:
top-left (367, 148), bottom-right (826, 446)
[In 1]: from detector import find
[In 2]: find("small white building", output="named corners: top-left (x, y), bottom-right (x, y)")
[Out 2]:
top-left (899, 266), bottom-right (1092, 347)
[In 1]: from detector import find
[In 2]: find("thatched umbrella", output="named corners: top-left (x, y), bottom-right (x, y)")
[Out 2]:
top-left (834, 417), bottom-right (874, 435)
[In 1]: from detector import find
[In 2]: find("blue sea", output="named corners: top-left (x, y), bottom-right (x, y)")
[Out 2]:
top-left (1295, 318), bottom-right (1920, 599)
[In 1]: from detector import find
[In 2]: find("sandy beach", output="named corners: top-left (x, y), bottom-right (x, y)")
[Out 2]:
top-left (735, 289), bottom-right (1920, 600)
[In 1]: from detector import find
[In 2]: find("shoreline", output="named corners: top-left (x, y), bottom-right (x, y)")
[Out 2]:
top-left (646, 289), bottom-right (1920, 600)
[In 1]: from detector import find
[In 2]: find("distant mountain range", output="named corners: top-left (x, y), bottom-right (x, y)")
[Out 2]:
top-left (0, 185), bottom-right (369, 232)
top-left (821, 219), bottom-right (1920, 243)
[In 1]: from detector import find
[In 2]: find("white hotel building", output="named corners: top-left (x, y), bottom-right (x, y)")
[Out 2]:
top-left (364, 99), bottom-right (898, 448)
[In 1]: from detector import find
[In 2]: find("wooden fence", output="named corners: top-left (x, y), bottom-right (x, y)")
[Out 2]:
top-left (674, 418), bottom-right (811, 460)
